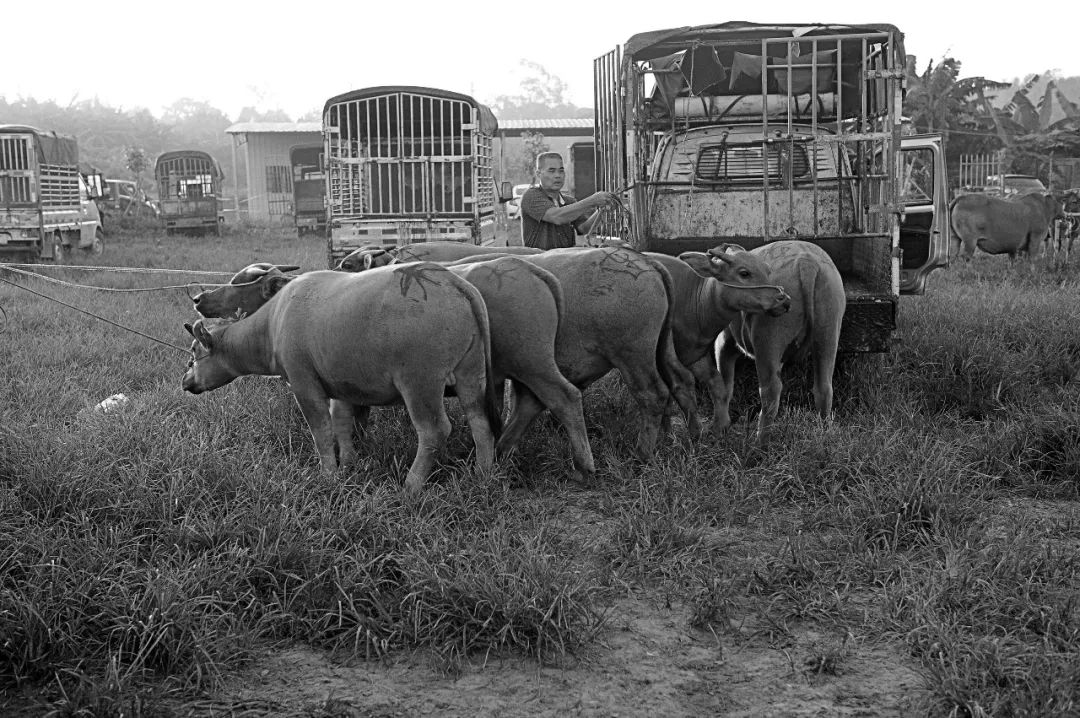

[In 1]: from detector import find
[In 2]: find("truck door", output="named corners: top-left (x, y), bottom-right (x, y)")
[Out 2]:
top-left (898, 134), bottom-right (949, 294)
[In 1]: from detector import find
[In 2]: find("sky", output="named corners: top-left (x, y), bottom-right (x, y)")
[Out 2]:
top-left (4, 0), bottom-right (1076, 121)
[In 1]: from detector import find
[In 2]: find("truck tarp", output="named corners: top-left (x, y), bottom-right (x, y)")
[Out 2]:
top-left (322, 86), bottom-right (498, 136)
top-left (622, 21), bottom-right (904, 62)
top-left (0, 124), bottom-right (78, 165)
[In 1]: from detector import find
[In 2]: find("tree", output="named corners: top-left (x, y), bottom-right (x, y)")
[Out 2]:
top-left (236, 106), bottom-right (292, 123)
top-left (508, 131), bottom-right (549, 184)
top-left (903, 57), bottom-right (1004, 184)
top-left (489, 60), bottom-right (593, 120)
top-left (123, 147), bottom-right (150, 216)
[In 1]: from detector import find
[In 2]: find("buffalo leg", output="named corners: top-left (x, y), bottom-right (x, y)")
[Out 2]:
top-left (751, 333), bottom-right (786, 442)
top-left (292, 389), bottom-right (337, 472)
top-left (454, 377), bottom-right (497, 478)
top-left (329, 399), bottom-right (358, 465)
top-left (614, 359), bottom-right (670, 460)
top-left (691, 353), bottom-right (726, 436)
top-left (399, 387), bottom-right (452, 494)
top-left (713, 330), bottom-right (741, 433)
top-left (499, 383), bottom-right (548, 459)
top-left (501, 375), bottom-right (596, 483)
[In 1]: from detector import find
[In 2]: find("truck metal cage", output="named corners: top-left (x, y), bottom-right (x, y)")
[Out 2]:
top-left (1, 125), bottom-right (84, 260)
top-left (290, 144), bottom-right (326, 236)
top-left (594, 22), bottom-right (949, 351)
top-left (155, 150), bottom-right (223, 236)
top-left (322, 86), bottom-right (498, 265)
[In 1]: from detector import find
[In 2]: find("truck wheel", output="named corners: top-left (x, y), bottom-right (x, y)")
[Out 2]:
top-left (51, 233), bottom-right (65, 263)
top-left (86, 228), bottom-right (104, 256)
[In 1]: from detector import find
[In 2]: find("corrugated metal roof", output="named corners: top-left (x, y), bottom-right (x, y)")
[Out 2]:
top-left (225, 122), bottom-right (321, 134)
top-left (497, 118), bottom-right (593, 130)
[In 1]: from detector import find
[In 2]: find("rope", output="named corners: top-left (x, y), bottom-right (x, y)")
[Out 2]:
top-left (0, 274), bottom-right (190, 354)
top-left (0, 265), bottom-right (208, 293)
top-left (0, 264), bottom-right (261, 294)
top-left (0, 262), bottom-right (233, 277)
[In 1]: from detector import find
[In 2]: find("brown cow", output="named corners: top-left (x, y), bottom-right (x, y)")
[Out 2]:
top-left (950, 191), bottom-right (1063, 260)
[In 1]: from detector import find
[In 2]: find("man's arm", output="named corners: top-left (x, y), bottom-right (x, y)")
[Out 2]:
top-left (536, 191), bottom-right (618, 226)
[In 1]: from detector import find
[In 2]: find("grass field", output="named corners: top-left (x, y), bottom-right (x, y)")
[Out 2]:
top-left (1, 225), bottom-right (1079, 716)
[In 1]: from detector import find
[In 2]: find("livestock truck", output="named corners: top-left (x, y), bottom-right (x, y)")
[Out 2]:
top-left (0, 125), bottom-right (104, 262)
top-left (594, 22), bottom-right (950, 351)
top-left (290, 144), bottom-right (327, 237)
top-left (156, 150), bottom-right (224, 236)
top-left (322, 86), bottom-right (500, 267)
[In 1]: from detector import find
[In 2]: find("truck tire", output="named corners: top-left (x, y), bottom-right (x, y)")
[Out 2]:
top-left (51, 233), bottom-right (65, 263)
top-left (85, 227), bottom-right (104, 256)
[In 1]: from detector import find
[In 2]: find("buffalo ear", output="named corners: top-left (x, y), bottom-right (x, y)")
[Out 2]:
top-left (678, 251), bottom-right (715, 278)
top-left (192, 319), bottom-right (214, 349)
top-left (184, 322), bottom-right (195, 337)
top-left (261, 274), bottom-right (293, 299)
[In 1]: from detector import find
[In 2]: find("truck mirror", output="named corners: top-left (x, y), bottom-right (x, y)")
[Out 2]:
top-left (499, 181), bottom-right (512, 202)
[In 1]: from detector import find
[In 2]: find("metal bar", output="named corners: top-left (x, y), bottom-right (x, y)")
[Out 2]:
top-left (811, 38), bottom-right (820, 235)
top-left (760, 38), bottom-right (769, 240)
top-left (396, 91), bottom-right (405, 215)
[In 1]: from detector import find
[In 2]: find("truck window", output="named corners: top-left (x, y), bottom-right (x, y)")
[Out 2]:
top-left (900, 148), bottom-right (934, 205)
top-left (697, 142), bottom-right (810, 183)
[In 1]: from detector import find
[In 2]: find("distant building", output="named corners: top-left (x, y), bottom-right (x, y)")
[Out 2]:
top-left (493, 118), bottom-right (594, 191)
top-left (224, 118), bottom-right (595, 221)
top-left (225, 122), bottom-right (320, 222)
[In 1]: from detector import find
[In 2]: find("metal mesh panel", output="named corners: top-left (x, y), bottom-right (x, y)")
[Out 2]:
top-left (593, 46), bottom-right (626, 239)
top-left (1, 135), bottom-right (34, 204)
top-left (157, 156), bottom-right (218, 200)
top-left (38, 165), bottom-right (79, 207)
top-left (325, 90), bottom-right (478, 218)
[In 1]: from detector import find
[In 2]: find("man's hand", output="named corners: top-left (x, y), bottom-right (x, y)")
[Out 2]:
top-left (585, 191), bottom-right (620, 210)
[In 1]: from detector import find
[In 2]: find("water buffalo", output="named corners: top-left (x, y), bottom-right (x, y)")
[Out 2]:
top-left (950, 191), bottom-right (1063, 260)
top-left (182, 265), bottom-right (502, 493)
top-left (192, 262), bottom-right (299, 318)
top-left (199, 257), bottom-right (596, 484)
top-left (455, 246), bottom-right (701, 458)
top-left (645, 248), bottom-right (792, 434)
top-left (712, 241), bottom-right (846, 441)
top-left (339, 241), bottom-right (542, 272)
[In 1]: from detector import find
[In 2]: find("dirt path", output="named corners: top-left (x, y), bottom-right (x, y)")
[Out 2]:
top-left (211, 597), bottom-right (924, 717)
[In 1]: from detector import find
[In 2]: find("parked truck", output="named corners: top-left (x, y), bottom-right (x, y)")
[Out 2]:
top-left (594, 22), bottom-right (950, 351)
top-left (322, 86), bottom-right (500, 267)
top-left (156, 150), bottom-right (224, 236)
top-left (290, 143), bottom-right (326, 237)
top-left (1, 125), bottom-right (104, 262)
